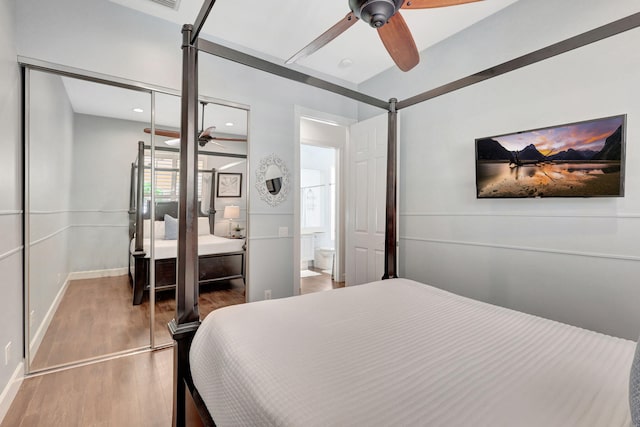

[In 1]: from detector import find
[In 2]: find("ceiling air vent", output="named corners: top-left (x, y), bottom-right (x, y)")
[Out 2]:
top-left (149, 0), bottom-right (180, 10)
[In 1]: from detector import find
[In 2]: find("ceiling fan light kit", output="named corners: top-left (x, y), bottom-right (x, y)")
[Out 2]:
top-left (287, 0), bottom-right (482, 72)
top-left (349, 0), bottom-right (403, 28)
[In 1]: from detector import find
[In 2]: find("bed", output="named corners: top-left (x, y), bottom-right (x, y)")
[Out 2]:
top-left (128, 212), bottom-right (245, 305)
top-left (128, 142), bottom-right (245, 305)
top-left (168, 3), bottom-right (640, 426)
top-left (189, 278), bottom-right (636, 426)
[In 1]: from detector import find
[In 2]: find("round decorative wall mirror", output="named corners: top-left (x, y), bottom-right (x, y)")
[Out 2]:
top-left (255, 153), bottom-right (290, 206)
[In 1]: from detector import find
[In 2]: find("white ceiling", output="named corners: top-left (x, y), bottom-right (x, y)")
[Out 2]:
top-left (109, 0), bottom-right (519, 84)
top-left (61, 76), bottom-right (248, 135)
top-left (58, 0), bottom-right (519, 133)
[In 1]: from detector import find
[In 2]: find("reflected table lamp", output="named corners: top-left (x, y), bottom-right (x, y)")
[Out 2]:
top-left (223, 205), bottom-right (240, 237)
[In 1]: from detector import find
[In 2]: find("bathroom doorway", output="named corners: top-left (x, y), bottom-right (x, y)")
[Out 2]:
top-left (297, 116), bottom-right (347, 294)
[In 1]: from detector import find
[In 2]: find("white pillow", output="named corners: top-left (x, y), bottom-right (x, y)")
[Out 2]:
top-left (164, 214), bottom-right (178, 240)
top-left (142, 220), bottom-right (165, 239)
top-left (198, 217), bottom-right (212, 235)
top-left (142, 218), bottom-right (209, 238)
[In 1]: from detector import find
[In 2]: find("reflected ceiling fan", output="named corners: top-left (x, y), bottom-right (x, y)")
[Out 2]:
top-left (143, 102), bottom-right (247, 148)
top-left (286, 0), bottom-right (482, 72)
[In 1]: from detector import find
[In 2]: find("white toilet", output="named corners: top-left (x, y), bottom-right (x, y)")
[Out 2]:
top-left (314, 247), bottom-right (335, 273)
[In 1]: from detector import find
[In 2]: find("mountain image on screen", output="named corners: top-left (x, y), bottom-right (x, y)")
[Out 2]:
top-left (475, 117), bottom-right (624, 198)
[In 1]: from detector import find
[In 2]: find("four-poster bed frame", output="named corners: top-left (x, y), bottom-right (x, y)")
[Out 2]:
top-left (170, 2), bottom-right (640, 425)
top-left (129, 140), bottom-right (246, 305)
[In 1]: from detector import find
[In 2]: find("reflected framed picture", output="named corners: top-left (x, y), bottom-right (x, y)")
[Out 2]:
top-left (217, 173), bottom-right (242, 198)
top-left (475, 115), bottom-right (626, 198)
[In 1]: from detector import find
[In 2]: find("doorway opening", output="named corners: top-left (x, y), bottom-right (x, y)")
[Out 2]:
top-left (297, 116), bottom-right (348, 295)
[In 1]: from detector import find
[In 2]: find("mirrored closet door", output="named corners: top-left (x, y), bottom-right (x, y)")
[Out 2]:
top-left (25, 65), bottom-right (250, 372)
top-left (150, 94), bottom-right (249, 346)
top-left (26, 69), bottom-right (153, 371)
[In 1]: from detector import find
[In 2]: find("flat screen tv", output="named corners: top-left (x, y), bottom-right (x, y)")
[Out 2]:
top-left (475, 115), bottom-right (626, 198)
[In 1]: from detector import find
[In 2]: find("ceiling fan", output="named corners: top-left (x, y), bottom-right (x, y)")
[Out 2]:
top-left (286, 0), bottom-right (482, 72)
top-left (143, 102), bottom-right (247, 148)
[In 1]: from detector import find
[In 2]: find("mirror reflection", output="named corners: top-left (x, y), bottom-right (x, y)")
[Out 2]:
top-left (27, 70), bottom-right (249, 371)
top-left (28, 71), bottom-right (152, 370)
top-left (148, 94), bottom-right (249, 346)
top-left (265, 164), bottom-right (283, 195)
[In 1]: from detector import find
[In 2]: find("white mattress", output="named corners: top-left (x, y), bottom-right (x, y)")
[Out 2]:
top-left (190, 278), bottom-right (635, 427)
top-left (130, 234), bottom-right (244, 260)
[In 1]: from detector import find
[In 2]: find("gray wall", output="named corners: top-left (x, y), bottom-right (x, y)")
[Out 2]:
top-left (0, 0), bottom-right (24, 400)
top-left (360, 0), bottom-right (640, 339)
top-left (28, 71), bottom-right (75, 352)
top-left (70, 113), bottom-right (148, 272)
top-left (196, 54), bottom-right (359, 301)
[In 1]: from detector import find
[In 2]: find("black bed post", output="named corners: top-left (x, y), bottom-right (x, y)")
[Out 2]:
top-left (208, 168), bottom-right (216, 234)
top-left (382, 98), bottom-right (398, 280)
top-left (132, 141), bottom-right (147, 305)
top-left (134, 141), bottom-right (145, 252)
top-left (169, 23), bottom-right (202, 427)
top-left (128, 161), bottom-right (137, 241)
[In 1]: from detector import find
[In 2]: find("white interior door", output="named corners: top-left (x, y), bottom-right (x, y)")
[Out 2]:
top-left (346, 113), bottom-right (388, 286)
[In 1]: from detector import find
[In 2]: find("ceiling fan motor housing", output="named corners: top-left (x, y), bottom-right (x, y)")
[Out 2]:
top-left (349, 0), bottom-right (403, 28)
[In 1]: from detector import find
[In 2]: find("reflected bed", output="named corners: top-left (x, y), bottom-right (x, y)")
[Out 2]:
top-left (128, 202), bottom-right (245, 305)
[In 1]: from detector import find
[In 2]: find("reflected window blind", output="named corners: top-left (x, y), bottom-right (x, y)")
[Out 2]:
top-left (143, 153), bottom-right (205, 204)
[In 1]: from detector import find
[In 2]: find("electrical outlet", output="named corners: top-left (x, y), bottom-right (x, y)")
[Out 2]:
top-left (278, 227), bottom-right (288, 237)
top-left (5, 342), bottom-right (11, 366)
top-left (264, 289), bottom-right (272, 300)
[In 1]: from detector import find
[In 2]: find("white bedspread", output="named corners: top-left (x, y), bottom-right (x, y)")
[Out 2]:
top-left (190, 278), bottom-right (635, 427)
top-left (130, 234), bottom-right (244, 260)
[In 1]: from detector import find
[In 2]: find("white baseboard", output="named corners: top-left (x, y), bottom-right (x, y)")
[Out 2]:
top-left (68, 267), bottom-right (129, 281)
top-left (0, 362), bottom-right (24, 424)
top-left (29, 275), bottom-right (71, 358)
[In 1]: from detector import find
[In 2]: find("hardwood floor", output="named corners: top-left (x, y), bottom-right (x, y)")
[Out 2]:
top-left (4, 275), bottom-right (246, 426)
top-left (31, 275), bottom-right (148, 370)
top-left (300, 267), bottom-right (345, 294)
top-left (2, 349), bottom-right (174, 427)
top-left (31, 275), bottom-right (245, 369)
top-left (152, 279), bottom-right (246, 345)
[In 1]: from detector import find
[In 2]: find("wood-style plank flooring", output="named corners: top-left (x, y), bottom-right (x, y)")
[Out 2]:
top-left (31, 275), bottom-right (245, 370)
top-left (300, 267), bottom-right (345, 294)
top-left (4, 275), bottom-right (245, 426)
top-left (2, 349), bottom-right (174, 427)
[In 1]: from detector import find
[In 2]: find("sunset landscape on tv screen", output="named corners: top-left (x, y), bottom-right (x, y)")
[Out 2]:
top-left (475, 115), bottom-right (625, 198)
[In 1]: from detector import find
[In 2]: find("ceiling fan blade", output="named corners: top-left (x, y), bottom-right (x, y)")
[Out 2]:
top-left (401, 0), bottom-right (482, 9)
top-left (199, 138), bottom-right (227, 149)
top-left (145, 127), bottom-right (245, 144)
top-left (286, 12), bottom-right (358, 64)
top-left (377, 12), bottom-right (419, 72)
top-left (210, 136), bottom-right (247, 142)
top-left (143, 127), bottom-right (181, 138)
top-left (198, 126), bottom-right (217, 140)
